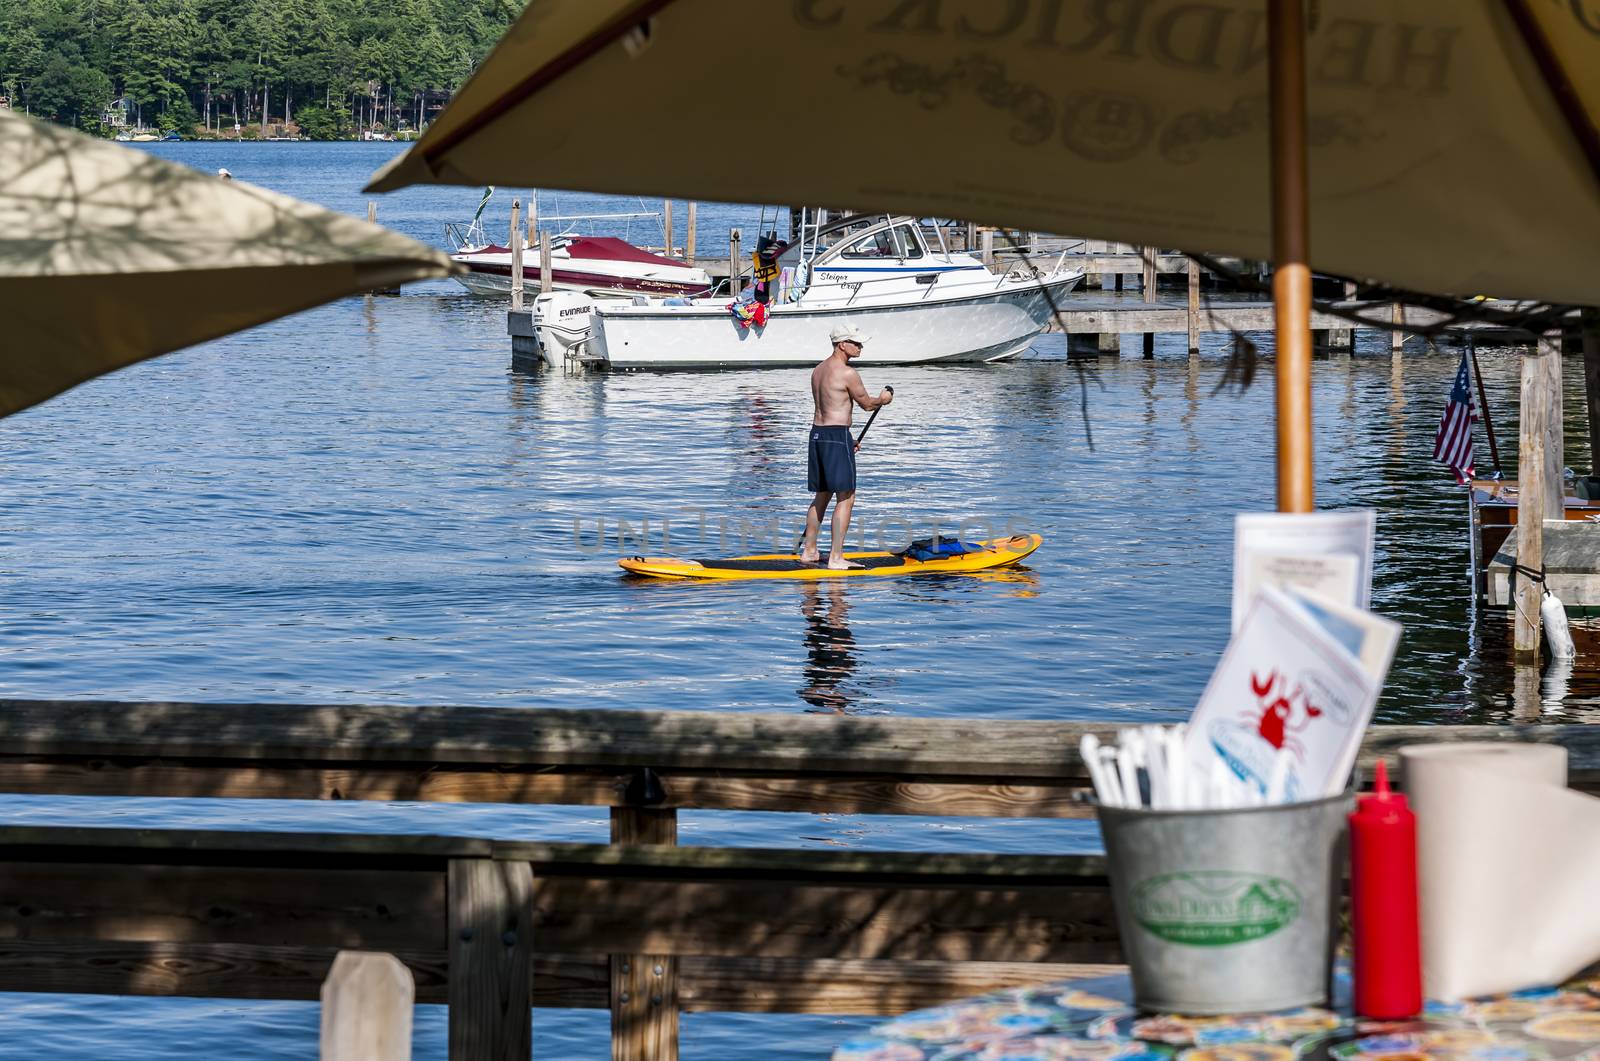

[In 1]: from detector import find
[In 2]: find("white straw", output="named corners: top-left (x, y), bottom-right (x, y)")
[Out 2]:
top-left (1165, 727), bottom-right (1187, 810)
top-left (1209, 758), bottom-right (1230, 809)
top-left (1080, 734), bottom-right (1114, 807)
top-left (1116, 744), bottom-right (1142, 810)
top-left (1098, 747), bottom-right (1126, 808)
top-left (1143, 726), bottom-right (1169, 809)
top-left (1265, 749), bottom-right (1291, 805)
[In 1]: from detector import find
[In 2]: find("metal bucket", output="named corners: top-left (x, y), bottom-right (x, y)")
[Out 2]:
top-left (1097, 792), bottom-right (1353, 1014)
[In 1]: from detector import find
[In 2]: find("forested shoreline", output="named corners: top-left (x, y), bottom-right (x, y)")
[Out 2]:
top-left (0, 0), bottom-right (524, 138)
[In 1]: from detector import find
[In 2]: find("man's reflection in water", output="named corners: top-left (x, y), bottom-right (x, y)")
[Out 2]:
top-left (798, 580), bottom-right (858, 713)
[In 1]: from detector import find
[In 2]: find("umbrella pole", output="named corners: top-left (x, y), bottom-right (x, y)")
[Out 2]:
top-left (1269, 0), bottom-right (1314, 513)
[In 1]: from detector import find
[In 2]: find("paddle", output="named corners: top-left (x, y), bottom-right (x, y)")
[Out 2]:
top-left (852, 385), bottom-right (893, 453)
top-left (796, 385), bottom-right (894, 555)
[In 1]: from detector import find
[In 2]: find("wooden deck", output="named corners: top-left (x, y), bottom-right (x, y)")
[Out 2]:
top-left (3, 700), bottom-right (1597, 1058)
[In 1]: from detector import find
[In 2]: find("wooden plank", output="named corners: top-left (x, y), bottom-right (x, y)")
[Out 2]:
top-left (0, 940), bottom-right (616, 1008)
top-left (0, 940), bottom-right (450, 1002)
top-left (0, 757), bottom-right (1097, 817)
top-left (0, 860), bottom-right (444, 951)
top-left (532, 878), bottom-right (1120, 963)
top-left (448, 858), bottom-right (534, 1061)
top-left (610, 807), bottom-right (678, 1061)
top-left (320, 951), bottom-right (414, 1061)
top-left (0, 701), bottom-right (1115, 775)
top-left (674, 957), bottom-right (1120, 1014)
top-left (0, 939), bottom-right (1120, 1017)
top-left (7, 707), bottom-right (1600, 805)
top-left (8, 715), bottom-right (1600, 808)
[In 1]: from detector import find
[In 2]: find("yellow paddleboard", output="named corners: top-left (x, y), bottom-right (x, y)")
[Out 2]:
top-left (619, 533), bottom-right (1042, 581)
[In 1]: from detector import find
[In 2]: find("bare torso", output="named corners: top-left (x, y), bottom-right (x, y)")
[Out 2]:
top-left (811, 353), bottom-right (859, 427)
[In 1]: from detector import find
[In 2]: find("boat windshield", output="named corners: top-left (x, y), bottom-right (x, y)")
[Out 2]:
top-left (829, 220), bottom-right (927, 261)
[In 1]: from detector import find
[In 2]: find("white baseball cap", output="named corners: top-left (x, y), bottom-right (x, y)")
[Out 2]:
top-left (829, 322), bottom-right (870, 346)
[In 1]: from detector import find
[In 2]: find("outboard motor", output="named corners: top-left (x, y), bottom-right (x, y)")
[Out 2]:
top-left (532, 290), bottom-right (597, 367)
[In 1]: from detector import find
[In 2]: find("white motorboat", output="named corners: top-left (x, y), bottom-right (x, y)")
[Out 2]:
top-left (527, 213), bottom-right (1081, 370)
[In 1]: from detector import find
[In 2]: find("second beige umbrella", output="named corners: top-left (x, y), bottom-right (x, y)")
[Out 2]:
top-left (0, 110), bottom-right (456, 420)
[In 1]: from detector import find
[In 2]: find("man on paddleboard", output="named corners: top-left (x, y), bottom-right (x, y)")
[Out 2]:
top-left (799, 323), bottom-right (893, 570)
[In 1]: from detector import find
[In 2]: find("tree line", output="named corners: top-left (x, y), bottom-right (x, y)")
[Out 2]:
top-left (1, 0), bottom-right (524, 138)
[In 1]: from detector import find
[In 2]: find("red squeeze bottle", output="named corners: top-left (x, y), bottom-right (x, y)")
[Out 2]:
top-left (1349, 759), bottom-right (1423, 1019)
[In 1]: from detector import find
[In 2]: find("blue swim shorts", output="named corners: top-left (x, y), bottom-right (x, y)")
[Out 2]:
top-left (807, 425), bottom-right (856, 493)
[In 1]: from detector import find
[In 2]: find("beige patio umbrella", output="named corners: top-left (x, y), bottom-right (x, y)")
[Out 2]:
top-left (0, 109), bottom-right (455, 419)
top-left (367, 0), bottom-right (1600, 512)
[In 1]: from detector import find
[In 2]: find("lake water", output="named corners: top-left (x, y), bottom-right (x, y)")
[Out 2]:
top-left (0, 141), bottom-right (1590, 1058)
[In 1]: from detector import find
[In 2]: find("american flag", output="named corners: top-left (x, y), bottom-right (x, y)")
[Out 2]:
top-left (1433, 350), bottom-right (1477, 484)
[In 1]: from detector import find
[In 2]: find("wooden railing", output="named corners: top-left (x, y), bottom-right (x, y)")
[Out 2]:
top-left (0, 700), bottom-right (1594, 1059)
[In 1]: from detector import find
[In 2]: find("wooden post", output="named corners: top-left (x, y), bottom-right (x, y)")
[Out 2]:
top-left (367, 201), bottom-right (376, 225)
top-left (321, 951), bottom-right (414, 1061)
top-left (729, 228), bottom-right (742, 298)
top-left (611, 807), bottom-right (680, 1061)
top-left (1514, 334), bottom-right (1563, 659)
top-left (1269, 0), bottom-right (1314, 514)
top-left (448, 859), bottom-right (535, 1061)
top-left (964, 220), bottom-right (976, 252)
top-left (509, 199), bottom-right (523, 313)
top-left (980, 229), bottom-right (994, 270)
top-left (1331, 280), bottom-right (1355, 352)
top-left (1141, 247), bottom-right (1157, 304)
top-left (1186, 258), bottom-right (1201, 353)
top-left (685, 202), bottom-right (697, 265)
top-left (1583, 311), bottom-right (1600, 475)
top-left (1391, 302), bottom-right (1405, 352)
top-left (662, 200), bottom-right (674, 258)
top-left (539, 230), bottom-right (553, 295)
top-left (527, 193), bottom-right (537, 243)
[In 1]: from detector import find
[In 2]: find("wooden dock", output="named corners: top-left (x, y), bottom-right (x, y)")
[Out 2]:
top-left (1, 699), bottom-right (1598, 1059)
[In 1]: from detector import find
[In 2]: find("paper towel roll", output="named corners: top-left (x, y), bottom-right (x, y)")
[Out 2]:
top-left (1400, 742), bottom-right (1598, 1000)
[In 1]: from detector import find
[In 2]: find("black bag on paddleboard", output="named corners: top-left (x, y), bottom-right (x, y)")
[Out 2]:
top-left (900, 535), bottom-right (983, 562)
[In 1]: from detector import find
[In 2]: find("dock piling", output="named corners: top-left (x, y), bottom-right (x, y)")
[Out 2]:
top-left (320, 952), bottom-right (414, 1061)
top-left (1186, 258), bottom-right (1201, 353)
top-left (1583, 312), bottom-right (1600, 474)
top-left (366, 202), bottom-right (402, 295)
top-left (729, 229), bottom-right (742, 298)
top-left (1141, 247), bottom-right (1157, 304)
top-left (663, 200), bottom-right (674, 259)
top-left (1391, 302), bottom-right (1405, 353)
top-left (539, 230), bottom-right (553, 295)
top-left (685, 203), bottom-right (696, 266)
top-left (980, 229), bottom-right (994, 270)
top-left (509, 199), bottom-right (523, 313)
top-left (1514, 333), bottom-right (1564, 658)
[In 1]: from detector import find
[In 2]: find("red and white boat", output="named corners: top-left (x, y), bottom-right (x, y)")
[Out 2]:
top-left (447, 232), bottom-right (712, 298)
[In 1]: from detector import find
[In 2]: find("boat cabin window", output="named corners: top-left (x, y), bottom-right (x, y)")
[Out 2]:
top-left (839, 224), bottom-right (926, 260)
top-left (893, 225), bottom-right (925, 259)
top-left (839, 228), bottom-right (900, 259)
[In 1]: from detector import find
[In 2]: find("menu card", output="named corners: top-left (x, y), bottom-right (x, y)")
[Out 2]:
top-left (1232, 511), bottom-right (1376, 632)
top-left (1185, 583), bottom-right (1400, 802)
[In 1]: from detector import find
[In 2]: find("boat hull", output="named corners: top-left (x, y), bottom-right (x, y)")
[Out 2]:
top-left (453, 263), bottom-right (708, 298)
top-left (591, 274), bottom-right (1080, 369)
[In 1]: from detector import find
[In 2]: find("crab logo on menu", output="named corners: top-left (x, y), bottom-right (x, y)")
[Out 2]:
top-left (1207, 669), bottom-right (1343, 801)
